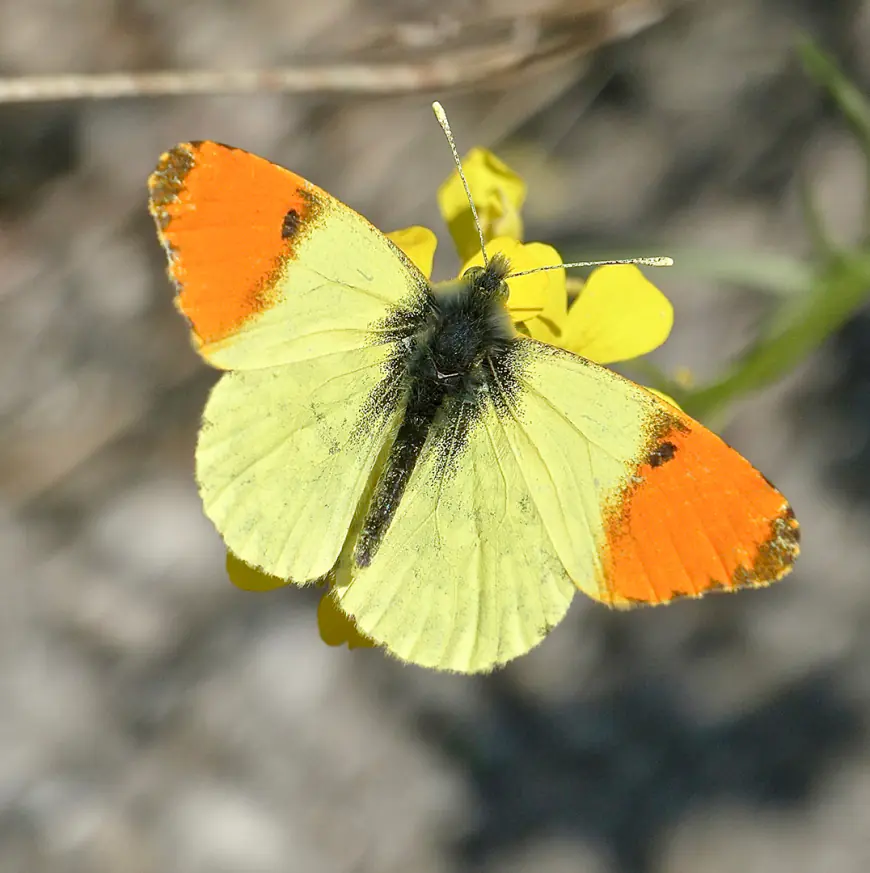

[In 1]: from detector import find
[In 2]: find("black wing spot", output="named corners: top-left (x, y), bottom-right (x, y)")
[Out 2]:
top-left (649, 441), bottom-right (677, 468)
top-left (281, 208), bottom-right (301, 239)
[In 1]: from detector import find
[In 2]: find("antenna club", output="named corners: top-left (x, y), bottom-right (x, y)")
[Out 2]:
top-left (506, 255), bottom-right (675, 281)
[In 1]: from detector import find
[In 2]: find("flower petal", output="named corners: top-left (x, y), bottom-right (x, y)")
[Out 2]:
top-left (523, 264), bottom-right (569, 343)
top-left (560, 265), bottom-right (673, 364)
top-left (317, 592), bottom-right (376, 649)
top-left (226, 550), bottom-right (286, 591)
top-left (438, 148), bottom-right (527, 261)
top-left (460, 237), bottom-right (563, 323)
top-left (387, 226), bottom-right (437, 279)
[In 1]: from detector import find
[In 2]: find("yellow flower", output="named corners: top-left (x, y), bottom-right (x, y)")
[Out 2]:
top-left (226, 147), bottom-right (676, 654)
top-left (226, 551), bottom-right (284, 591)
top-left (523, 263), bottom-right (673, 365)
top-left (437, 147), bottom-right (526, 262)
top-left (317, 591), bottom-right (376, 649)
top-left (388, 226), bottom-right (437, 278)
top-left (226, 551), bottom-right (376, 649)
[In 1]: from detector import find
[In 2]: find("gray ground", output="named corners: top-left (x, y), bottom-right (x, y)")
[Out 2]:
top-left (2, 1), bottom-right (870, 871)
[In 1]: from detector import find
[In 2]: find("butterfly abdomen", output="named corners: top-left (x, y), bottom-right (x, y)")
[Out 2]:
top-left (354, 380), bottom-right (447, 568)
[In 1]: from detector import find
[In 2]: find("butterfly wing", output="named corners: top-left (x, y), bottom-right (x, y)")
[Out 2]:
top-left (334, 339), bottom-right (799, 672)
top-left (148, 141), bottom-right (425, 370)
top-left (515, 342), bottom-right (799, 607)
top-left (149, 142), bottom-right (425, 581)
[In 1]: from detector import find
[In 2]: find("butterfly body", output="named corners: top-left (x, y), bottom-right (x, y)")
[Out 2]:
top-left (356, 254), bottom-right (516, 565)
top-left (148, 139), bottom-right (799, 673)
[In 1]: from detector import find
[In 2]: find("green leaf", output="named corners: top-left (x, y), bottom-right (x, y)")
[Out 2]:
top-left (681, 252), bottom-right (870, 419)
top-left (799, 36), bottom-right (870, 157)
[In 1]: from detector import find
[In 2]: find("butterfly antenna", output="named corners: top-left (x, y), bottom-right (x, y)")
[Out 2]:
top-left (432, 101), bottom-right (489, 267)
top-left (507, 255), bottom-right (673, 280)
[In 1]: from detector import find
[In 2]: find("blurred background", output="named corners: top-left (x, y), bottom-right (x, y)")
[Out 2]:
top-left (2, 0), bottom-right (870, 871)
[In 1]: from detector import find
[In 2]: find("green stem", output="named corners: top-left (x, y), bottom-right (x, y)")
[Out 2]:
top-left (799, 37), bottom-right (870, 154)
top-left (798, 36), bottom-right (870, 238)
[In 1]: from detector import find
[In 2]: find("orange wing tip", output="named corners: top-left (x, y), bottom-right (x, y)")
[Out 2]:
top-left (599, 410), bottom-right (800, 608)
top-left (147, 141), bottom-right (324, 348)
top-left (607, 503), bottom-right (800, 610)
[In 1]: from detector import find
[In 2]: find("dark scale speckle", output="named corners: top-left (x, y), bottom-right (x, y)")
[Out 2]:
top-left (282, 208), bottom-right (301, 239)
top-left (353, 254), bottom-right (522, 567)
top-left (649, 440), bottom-right (677, 468)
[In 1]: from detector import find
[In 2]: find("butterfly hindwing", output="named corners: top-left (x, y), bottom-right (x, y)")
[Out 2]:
top-left (197, 345), bottom-right (402, 583)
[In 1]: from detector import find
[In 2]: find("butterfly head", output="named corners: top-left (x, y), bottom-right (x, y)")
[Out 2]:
top-left (462, 252), bottom-right (511, 303)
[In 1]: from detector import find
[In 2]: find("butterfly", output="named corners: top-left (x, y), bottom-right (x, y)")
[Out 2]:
top-left (148, 104), bottom-right (799, 673)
